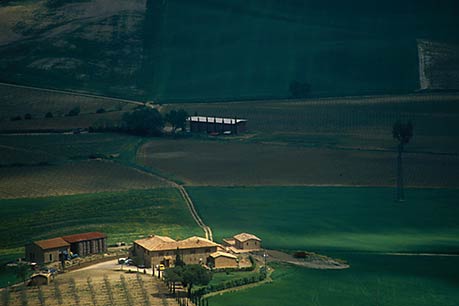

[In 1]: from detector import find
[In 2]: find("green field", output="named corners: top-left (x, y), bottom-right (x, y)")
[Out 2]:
top-left (0, 188), bottom-right (202, 264)
top-left (188, 187), bottom-right (459, 306)
top-left (210, 257), bottom-right (459, 306)
top-left (1, 1), bottom-right (459, 100)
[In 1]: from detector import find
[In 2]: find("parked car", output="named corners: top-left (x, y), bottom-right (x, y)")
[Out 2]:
top-left (124, 259), bottom-right (134, 266)
top-left (118, 258), bottom-right (127, 264)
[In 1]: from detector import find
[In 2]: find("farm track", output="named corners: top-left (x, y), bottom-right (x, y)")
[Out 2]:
top-left (133, 146), bottom-right (214, 241)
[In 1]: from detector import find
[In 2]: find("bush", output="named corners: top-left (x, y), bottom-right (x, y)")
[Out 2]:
top-left (10, 115), bottom-right (22, 121)
top-left (96, 108), bottom-right (106, 114)
top-left (45, 112), bottom-right (53, 118)
top-left (67, 106), bottom-right (81, 117)
top-left (24, 113), bottom-right (32, 120)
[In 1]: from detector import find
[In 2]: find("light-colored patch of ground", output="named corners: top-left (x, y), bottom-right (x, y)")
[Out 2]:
top-left (0, 3), bottom-right (38, 45)
top-left (261, 250), bottom-right (349, 270)
top-left (0, 160), bottom-right (170, 199)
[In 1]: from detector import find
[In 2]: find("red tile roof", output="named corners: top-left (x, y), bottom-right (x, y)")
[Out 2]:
top-left (233, 233), bottom-right (261, 242)
top-left (62, 232), bottom-right (106, 243)
top-left (34, 237), bottom-right (70, 250)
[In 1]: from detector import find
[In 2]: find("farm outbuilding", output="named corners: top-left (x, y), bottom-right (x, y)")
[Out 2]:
top-left (223, 233), bottom-right (262, 252)
top-left (61, 232), bottom-right (107, 256)
top-left (188, 116), bottom-right (247, 135)
top-left (208, 251), bottom-right (239, 269)
top-left (133, 235), bottom-right (219, 268)
top-left (29, 273), bottom-right (52, 286)
top-left (25, 232), bottom-right (107, 264)
top-left (25, 237), bottom-right (70, 264)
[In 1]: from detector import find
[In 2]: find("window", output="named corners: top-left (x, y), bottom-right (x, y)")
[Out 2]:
top-left (205, 248), bottom-right (211, 253)
top-left (49, 254), bottom-right (53, 261)
top-left (159, 252), bottom-right (164, 256)
top-left (191, 249), bottom-right (196, 254)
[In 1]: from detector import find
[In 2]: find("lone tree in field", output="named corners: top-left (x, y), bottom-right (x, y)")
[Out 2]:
top-left (392, 120), bottom-right (413, 201)
top-left (165, 109), bottom-right (188, 133)
top-left (122, 107), bottom-right (164, 136)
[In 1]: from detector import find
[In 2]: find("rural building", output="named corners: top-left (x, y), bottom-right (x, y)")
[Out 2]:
top-left (208, 251), bottom-right (239, 269)
top-left (25, 238), bottom-right (70, 264)
top-left (25, 232), bottom-right (107, 264)
top-left (188, 116), bottom-right (247, 135)
top-left (223, 233), bottom-right (262, 252)
top-left (133, 235), bottom-right (219, 268)
top-left (61, 232), bottom-right (107, 256)
top-left (29, 273), bottom-right (52, 286)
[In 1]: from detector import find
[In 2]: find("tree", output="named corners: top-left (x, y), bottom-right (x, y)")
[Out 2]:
top-left (181, 265), bottom-right (212, 298)
top-left (13, 263), bottom-right (31, 284)
top-left (24, 113), bottom-right (32, 120)
top-left (165, 109), bottom-right (188, 133)
top-left (164, 266), bottom-right (183, 294)
top-left (174, 248), bottom-right (185, 267)
top-left (96, 108), bottom-right (106, 114)
top-left (45, 112), bottom-right (53, 118)
top-left (392, 120), bottom-right (413, 201)
top-left (67, 106), bottom-right (80, 117)
top-left (121, 108), bottom-right (164, 136)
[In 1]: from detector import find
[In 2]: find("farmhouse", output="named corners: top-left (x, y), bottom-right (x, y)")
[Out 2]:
top-left (61, 232), bottom-right (107, 257)
top-left (188, 116), bottom-right (247, 135)
top-left (208, 251), bottom-right (239, 269)
top-left (25, 232), bottom-right (107, 264)
top-left (223, 233), bottom-right (262, 252)
top-left (25, 237), bottom-right (70, 264)
top-left (133, 235), bottom-right (219, 268)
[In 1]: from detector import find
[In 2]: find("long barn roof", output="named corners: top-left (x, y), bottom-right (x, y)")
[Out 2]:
top-left (188, 116), bottom-right (247, 124)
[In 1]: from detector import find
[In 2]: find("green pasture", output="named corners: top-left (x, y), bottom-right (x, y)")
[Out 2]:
top-left (188, 186), bottom-right (459, 253)
top-left (0, 188), bottom-right (202, 264)
top-left (0, 133), bottom-right (143, 166)
top-left (1, 1), bottom-right (459, 100)
top-left (189, 186), bottom-right (459, 306)
top-left (209, 256), bottom-right (459, 306)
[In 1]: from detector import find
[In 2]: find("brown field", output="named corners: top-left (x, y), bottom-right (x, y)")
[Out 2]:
top-left (138, 139), bottom-right (459, 188)
top-left (0, 83), bottom-right (138, 131)
top-left (0, 160), bottom-right (170, 199)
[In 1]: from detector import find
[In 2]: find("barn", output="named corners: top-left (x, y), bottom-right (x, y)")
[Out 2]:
top-left (25, 237), bottom-right (70, 264)
top-left (188, 116), bottom-right (247, 134)
top-left (61, 232), bottom-right (107, 256)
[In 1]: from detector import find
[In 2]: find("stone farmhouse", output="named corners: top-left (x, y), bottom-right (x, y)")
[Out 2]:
top-left (133, 235), bottom-right (220, 268)
top-left (25, 232), bottom-right (107, 264)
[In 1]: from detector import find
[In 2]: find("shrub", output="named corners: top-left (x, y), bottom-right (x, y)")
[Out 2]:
top-left (45, 112), bottom-right (53, 118)
top-left (67, 106), bottom-right (81, 117)
top-left (10, 115), bottom-right (22, 121)
top-left (24, 113), bottom-right (32, 120)
top-left (96, 108), bottom-right (106, 114)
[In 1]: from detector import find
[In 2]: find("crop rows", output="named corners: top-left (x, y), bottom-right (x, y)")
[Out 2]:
top-left (4, 274), bottom-right (176, 306)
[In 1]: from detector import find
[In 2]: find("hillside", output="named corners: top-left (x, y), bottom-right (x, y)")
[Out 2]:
top-left (1, 0), bottom-right (459, 101)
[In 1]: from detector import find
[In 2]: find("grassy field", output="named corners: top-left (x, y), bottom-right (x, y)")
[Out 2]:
top-left (1, 1), bottom-right (459, 100)
top-left (139, 139), bottom-right (459, 188)
top-left (0, 188), bottom-right (202, 265)
top-left (188, 187), bottom-right (459, 253)
top-left (209, 257), bottom-right (459, 306)
top-left (0, 160), bottom-right (169, 199)
top-left (188, 186), bottom-right (459, 306)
